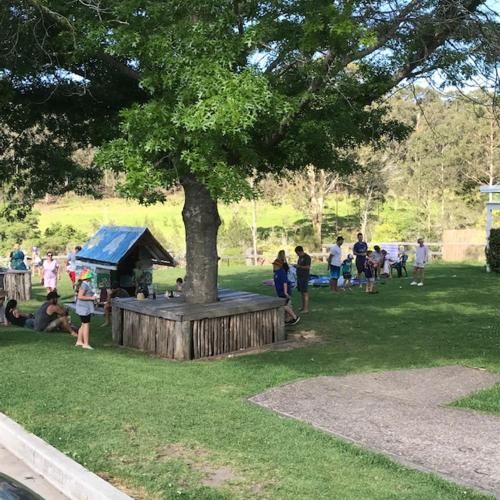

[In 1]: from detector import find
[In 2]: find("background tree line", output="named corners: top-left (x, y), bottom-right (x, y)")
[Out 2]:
top-left (259, 87), bottom-right (499, 249)
top-left (4, 86), bottom-right (497, 258)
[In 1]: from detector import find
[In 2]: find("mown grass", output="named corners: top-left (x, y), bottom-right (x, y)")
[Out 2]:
top-left (0, 263), bottom-right (498, 499)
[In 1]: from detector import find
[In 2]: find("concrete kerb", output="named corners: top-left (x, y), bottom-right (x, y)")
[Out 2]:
top-left (0, 412), bottom-right (132, 500)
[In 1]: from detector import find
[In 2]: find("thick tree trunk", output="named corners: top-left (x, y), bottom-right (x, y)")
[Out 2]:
top-left (182, 176), bottom-right (221, 304)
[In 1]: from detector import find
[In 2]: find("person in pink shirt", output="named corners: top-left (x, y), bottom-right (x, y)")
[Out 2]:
top-left (43, 251), bottom-right (59, 292)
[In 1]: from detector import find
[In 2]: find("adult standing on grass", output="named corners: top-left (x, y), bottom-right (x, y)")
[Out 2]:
top-left (353, 233), bottom-right (368, 283)
top-left (272, 259), bottom-right (300, 325)
top-left (75, 269), bottom-right (96, 349)
top-left (328, 236), bottom-right (344, 293)
top-left (276, 249), bottom-right (289, 271)
top-left (9, 243), bottom-right (27, 271)
top-left (294, 246), bottom-right (311, 313)
top-left (31, 246), bottom-right (43, 282)
top-left (43, 251), bottom-right (59, 292)
top-left (411, 238), bottom-right (429, 287)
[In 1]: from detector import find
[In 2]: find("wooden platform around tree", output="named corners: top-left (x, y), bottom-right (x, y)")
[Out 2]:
top-left (111, 289), bottom-right (286, 360)
top-left (0, 270), bottom-right (32, 301)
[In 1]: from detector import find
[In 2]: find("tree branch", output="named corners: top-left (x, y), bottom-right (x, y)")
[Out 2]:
top-left (23, 0), bottom-right (142, 83)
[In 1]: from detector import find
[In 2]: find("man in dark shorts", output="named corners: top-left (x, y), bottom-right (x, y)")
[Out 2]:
top-left (294, 246), bottom-right (311, 313)
top-left (353, 232), bottom-right (368, 283)
top-left (34, 291), bottom-right (77, 336)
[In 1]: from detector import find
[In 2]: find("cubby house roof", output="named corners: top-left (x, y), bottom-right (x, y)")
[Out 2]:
top-left (76, 226), bottom-right (174, 270)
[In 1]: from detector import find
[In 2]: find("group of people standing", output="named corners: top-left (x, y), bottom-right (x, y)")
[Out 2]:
top-left (272, 246), bottom-right (312, 325)
top-left (9, 244), bottom-right (83, 294)
top-left (272, 234), bottom-right (430, 321)
top-left (328, 233), bottom-right (429, 292)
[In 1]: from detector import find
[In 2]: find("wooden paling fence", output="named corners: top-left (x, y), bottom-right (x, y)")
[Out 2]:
top-left (192, 308), bottom-right (281, 358)
top-left (0, 271), bottom-right (32, 300)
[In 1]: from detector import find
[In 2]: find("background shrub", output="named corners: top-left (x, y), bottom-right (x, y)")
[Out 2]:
top-left (486, 228), bottom-right (500, 272)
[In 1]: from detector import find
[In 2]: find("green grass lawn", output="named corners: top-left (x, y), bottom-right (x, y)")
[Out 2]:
top-left (36, 195), bottom-right (306, 236)
top-left (0, 263), bottom-right (499, 499)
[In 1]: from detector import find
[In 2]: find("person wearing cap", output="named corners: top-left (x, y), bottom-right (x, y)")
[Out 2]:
top-left (34, 291), bottom-right (77, 335)
top-left (272, 259), bottom-right (300, 326)
top-left (75, 269), bottom-right (96, 349)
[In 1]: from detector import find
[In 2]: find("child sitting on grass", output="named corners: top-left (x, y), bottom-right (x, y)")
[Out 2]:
top-left (341, 254), bottom-right (353, 291)
top-left (364, 251), bottom-right (378, 294)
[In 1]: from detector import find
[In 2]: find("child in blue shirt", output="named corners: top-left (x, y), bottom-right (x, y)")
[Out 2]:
top-left (341, 254), bottom-right (353, 291)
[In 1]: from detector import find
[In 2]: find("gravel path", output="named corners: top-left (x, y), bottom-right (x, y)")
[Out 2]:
top-left (250, 366), bottom-right (500, 497)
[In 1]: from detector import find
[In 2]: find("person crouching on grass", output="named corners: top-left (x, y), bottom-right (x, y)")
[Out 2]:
top-left (75, 269), bottom-right (96, 350)
top-left (364, 250), bottom-right (378, 294)
top-left (273, 259), bottom-right (300, 326)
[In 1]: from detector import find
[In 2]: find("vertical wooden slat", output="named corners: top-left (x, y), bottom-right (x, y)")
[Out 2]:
top-left (111, 305), bottom-right (123, 345)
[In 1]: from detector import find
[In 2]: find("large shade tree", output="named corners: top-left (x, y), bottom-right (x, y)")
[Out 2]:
top-left (1, 0), bottom-right (498, 303)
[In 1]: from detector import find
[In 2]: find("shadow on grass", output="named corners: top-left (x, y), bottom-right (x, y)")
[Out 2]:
top-left (217, 263), bottom-right (500, 380)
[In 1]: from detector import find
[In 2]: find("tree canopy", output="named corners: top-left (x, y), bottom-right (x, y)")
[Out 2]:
top-left (1, 0), bottom-right (498, 301)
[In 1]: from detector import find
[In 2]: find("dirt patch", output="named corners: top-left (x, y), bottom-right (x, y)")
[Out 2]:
top-left (155, 443), bottom-right (210, 460)
top-left (200, 466), bottom-right (241, 487)
top-left (155, 443), bottom-right (242, 488)
top-left (287, 329), bottom-right (322, 342)
top-left (98, 471), bottom-right (152, 500)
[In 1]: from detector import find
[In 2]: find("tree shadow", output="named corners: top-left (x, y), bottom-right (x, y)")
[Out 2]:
top-left (219, 263), bottom-right (500, 381)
